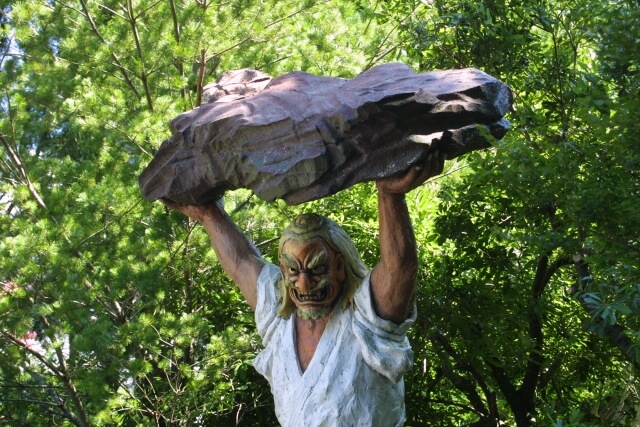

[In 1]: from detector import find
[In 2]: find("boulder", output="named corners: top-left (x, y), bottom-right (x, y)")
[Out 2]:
top-left (139, 63), bottom-right (512, 205)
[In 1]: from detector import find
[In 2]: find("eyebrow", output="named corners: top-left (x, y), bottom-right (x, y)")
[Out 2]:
top-left (280, 250), bottom-right (329, 271)
top-left (308, 250), bottom-right (328, 269)
top-left (280, 254), bottom-right (298, 269)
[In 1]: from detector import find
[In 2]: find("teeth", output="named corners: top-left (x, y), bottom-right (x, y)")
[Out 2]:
top-left (295, 288), bottom-right (328, 302)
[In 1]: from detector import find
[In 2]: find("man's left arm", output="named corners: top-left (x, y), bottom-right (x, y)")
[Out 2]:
top-left (371, 153), bottom-right (445, 323)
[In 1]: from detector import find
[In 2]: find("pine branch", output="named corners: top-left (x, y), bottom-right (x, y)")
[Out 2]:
top-left (0, 130), bottom-right (47, 210)
top-left (168, 0), bottom-right (181, 43)
top-left (196, 49), bottom-right (206, 107)
top-left (78, 0), bottom-right (142, 99)
top-left (127, 0), bottom-right (154, 111)
top-left (0, 330), bottom-right (62, 378)
top-left (53, 345), bottom-right (90, 427)
top-left (264, 0), bottom-right (330, 30)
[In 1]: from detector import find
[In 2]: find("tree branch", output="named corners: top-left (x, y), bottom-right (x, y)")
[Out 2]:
top-left (168, 0), bottom-right (180, 43)
top-left (53, 345), bottom-right (90, 427)
top-left (264, 0), bottom-right (330, 30)
top-left (434, 332), bottom-right (492, 417)
top-left (485, 355), bottom-right (538, 426)
top-left (4, 368), bottom-right (81, 424)
top-left (531, 254), bottom-right (549, 299)
top-left (519, 255), bottom-right (549, 401)
top-left (126, 0), bottom-right (154, 111)
top-left (78, 0), bottom-right (142, 99)
top-left (544, 256), bottom-right (572, 285)
top-left (0, 330), bottom-right (62, 378)
top-left (196, 49), bottom-right (206, 107)
top-left (0, 130), bottom-right (47, 210)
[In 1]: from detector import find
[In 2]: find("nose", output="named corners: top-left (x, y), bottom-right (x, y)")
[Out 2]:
top-left (295, 272), bottom-right (314, 293)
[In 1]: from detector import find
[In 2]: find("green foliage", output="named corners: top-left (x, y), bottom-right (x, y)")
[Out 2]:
top-left (1, 0), bottom-right (638, 425)
top-left (379, 0), bottom-right (640, 425)
top-left (0, 0), bottom-right (395, 425)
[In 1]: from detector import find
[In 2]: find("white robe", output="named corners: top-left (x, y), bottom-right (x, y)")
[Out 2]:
top-left (253, 263), bottom-right (415, 427)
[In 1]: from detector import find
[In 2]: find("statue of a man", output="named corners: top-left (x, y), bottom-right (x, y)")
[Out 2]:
top-left (164, 153), bottom-right (445, 426)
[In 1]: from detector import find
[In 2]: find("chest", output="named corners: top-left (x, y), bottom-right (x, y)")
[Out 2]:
top-left (294, 316), bottom-right (329, 372)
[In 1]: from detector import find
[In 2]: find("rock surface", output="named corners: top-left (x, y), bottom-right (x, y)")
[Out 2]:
top-left (139, 63), bottom-right (513, 205)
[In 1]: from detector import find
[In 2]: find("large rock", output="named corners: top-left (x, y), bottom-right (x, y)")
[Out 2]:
top-left (139, 63), bottom-right (512, 205)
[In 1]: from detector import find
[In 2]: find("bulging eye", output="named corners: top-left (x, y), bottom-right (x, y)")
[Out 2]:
top-left (288, 267), bottom-right (298, 275)
top-left (311, 265), bottom-right (327, 275)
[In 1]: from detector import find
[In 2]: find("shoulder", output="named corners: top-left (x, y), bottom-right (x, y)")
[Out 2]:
top-left (353, 274), bottom-right (415, 334)
top-left (258, 262), bottom-right (282, 286)
top-left (256, 262), bottom-right (282, 308)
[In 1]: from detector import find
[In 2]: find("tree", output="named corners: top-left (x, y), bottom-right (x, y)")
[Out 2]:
top-left (376, 0), bottom-right (639, 425)
top-left (1, 0), bottom-right (638, 425)
top-left (0, 0), bottom-right (396, 424)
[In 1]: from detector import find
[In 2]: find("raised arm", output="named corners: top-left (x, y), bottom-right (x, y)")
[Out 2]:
top-left (163, 200), bottom-right (265, 311)
top-left (370, 153), bottom-right (445, 323)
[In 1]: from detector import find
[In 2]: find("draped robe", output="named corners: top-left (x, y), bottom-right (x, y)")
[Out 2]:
top-left (254, 263), bottom-right (415, 427)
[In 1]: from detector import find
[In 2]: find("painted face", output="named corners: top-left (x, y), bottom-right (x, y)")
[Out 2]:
top-left (279, 237), bottom-right (345, 320)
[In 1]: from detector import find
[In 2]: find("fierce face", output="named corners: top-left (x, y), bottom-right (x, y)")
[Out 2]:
top-left (279, 237), bottom-right (345, 320)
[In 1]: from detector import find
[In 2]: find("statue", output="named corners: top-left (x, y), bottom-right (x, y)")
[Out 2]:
top-left (145, 64), bottom-right (513, 425)
top-left (163, 152), bottom-right (445, 426)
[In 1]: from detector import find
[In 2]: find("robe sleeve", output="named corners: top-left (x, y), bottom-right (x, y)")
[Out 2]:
top-left (352, 273), bottom-right (416, 383)
top-left (254, 262), bottom-right (283, 344)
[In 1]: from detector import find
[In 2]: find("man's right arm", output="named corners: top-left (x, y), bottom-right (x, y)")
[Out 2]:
top-left (163, 200), bottom-right (265, 311)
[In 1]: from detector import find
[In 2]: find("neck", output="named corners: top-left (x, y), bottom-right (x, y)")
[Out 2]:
top-left (295, 314), bottom-right (330, 338)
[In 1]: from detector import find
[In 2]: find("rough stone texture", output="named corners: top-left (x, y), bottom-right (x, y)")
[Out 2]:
top-left (201, 68), bottom-right (271, 104)
top-left (139, 63), bottom-right (513, 205)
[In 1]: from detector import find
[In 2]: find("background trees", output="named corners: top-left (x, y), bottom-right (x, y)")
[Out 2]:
top-left (387, 0), bottom-right (640, 425)
top-left (1, 0), bottom-right (637, 425)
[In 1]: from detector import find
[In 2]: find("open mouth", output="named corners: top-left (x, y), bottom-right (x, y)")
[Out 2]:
top-left (291, 287), bottom-right (328, 303)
